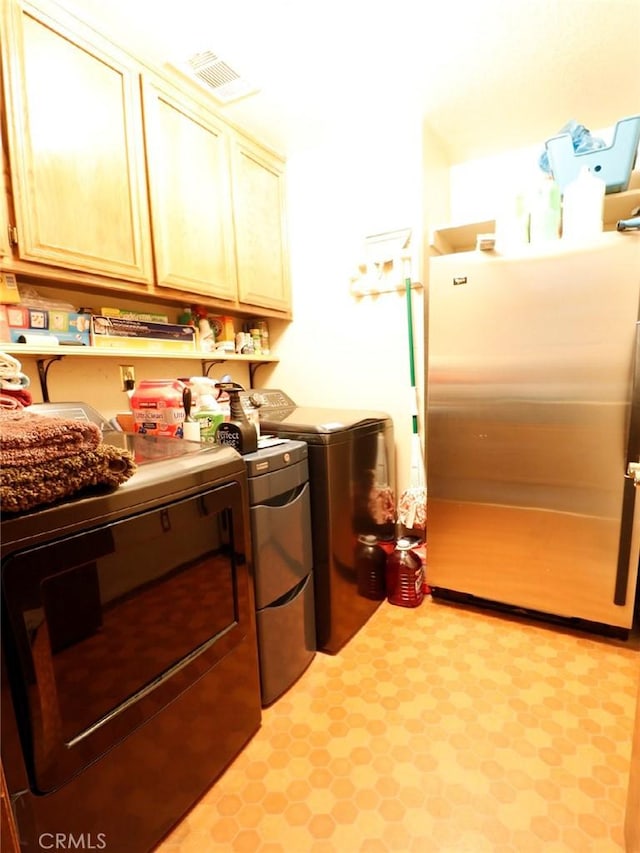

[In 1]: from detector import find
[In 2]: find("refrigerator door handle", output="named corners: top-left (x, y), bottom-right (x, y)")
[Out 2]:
top-left (614, 320), bottom-right (640, 606)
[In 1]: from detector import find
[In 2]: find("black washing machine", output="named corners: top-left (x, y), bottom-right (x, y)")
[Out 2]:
top-left (242, 390), bottom-right (396, 655)
top-left (243, 438), bottom-right (316, 705)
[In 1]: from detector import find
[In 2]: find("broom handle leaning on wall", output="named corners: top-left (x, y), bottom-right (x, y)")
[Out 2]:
top-left (403, 256), bottom-right (419, 436)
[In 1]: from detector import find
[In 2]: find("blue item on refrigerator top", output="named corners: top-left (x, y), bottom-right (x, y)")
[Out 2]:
top-left (544, 114), bottom-right (640, 194)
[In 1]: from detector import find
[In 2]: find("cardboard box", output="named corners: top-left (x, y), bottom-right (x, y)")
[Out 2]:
top-left (0, 273), bottom-right (20, 304)
top-left (5, 306), bottom-right (91, 333)
top-left (8, 327), bottom-right (90, 345)
top-left (27, 308), bottom-right (48, 330)
top-left (49, 310), bottom-right (92, 335)
top-left (0, 306), bottom-right (10, 342)
top-left (5, 305), bottom-right (29, 328)
top-left (100, 307), bottom-right (170, 324)
top-left (90, 315), bottom-right (197, 352)
top-left (211, 315), bottom-right (235, 342)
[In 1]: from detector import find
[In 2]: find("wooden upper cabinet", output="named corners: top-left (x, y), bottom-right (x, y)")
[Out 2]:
top-left (231, 136), bottom-right (291, 313)
top-left (142, 77), bottom-right (237, 303)
top-left (1, 0), bottom-right (153, 283)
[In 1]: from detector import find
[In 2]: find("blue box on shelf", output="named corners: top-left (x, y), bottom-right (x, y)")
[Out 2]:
top-left (545, 114), bottom-right (640, 194)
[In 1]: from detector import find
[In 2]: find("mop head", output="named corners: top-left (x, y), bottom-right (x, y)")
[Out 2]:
top-left (398, 485), bottom-right (427, 531)
top-left (369, 484), bottom-right (396, 525)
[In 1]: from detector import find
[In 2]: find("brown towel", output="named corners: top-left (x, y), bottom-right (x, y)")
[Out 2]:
top-left (0, 408), bottom-right (101, 466)
top-left (1, 444), bottom-right (137, 513)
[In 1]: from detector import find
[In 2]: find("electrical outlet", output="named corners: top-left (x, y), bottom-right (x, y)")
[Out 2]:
top-left (119, 365), bottom-right (135, 391)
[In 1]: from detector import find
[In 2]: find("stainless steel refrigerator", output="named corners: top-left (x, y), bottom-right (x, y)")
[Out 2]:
top-left (426, 234), bottom-right (640, 630)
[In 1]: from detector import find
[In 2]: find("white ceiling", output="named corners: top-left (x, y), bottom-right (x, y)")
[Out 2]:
top-left (62, 0), bottom-right (640, 163)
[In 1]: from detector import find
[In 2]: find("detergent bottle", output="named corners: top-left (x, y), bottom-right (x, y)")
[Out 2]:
top-left (215, 382), bottom-right (258, 454)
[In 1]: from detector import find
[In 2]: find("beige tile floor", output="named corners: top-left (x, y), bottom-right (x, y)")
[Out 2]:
top-left (155, 597), bottom-right (640, 852)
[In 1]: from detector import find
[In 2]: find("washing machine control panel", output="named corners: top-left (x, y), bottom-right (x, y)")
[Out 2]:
top-left (241, 388), bottom-right (295, 414)
top-left (240, 388), bottom-right (296, 421)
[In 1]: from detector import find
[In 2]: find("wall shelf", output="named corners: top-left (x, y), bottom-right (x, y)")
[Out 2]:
top-left (429, 187), bottom-right (640, 257)
top-left (1, 345), bottom-right (278, 400)
top-left (430, 220), bottom-right (496, 255)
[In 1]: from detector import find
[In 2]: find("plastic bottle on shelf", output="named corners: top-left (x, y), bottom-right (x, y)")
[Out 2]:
top-left (495, 190), bottom-right (530, 252)
top-left (561, 167), bottom-right (606, 242)
top-left (257, 320), bottom-right (270, 355)
top-left (198, 317), bottom-right (215, 352)
top-left (529, 177), bottom-right (561, 244)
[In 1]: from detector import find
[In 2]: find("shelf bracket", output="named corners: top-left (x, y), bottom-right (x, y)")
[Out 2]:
top-left (249, 362), bottom-right (271, 388)
top-left (201, 359), bottom-right (225, 377)
top-left (36, 356), bottom-right (64, 402)
top-left (201, 358), bottom-right (270, 389)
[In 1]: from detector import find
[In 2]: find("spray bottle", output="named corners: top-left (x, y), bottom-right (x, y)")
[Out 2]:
top-left (215, 381), bottom-right (258, 454)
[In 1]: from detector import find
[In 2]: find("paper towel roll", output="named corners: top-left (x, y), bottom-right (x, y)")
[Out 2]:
top-left (16, 334), bottom-right (59, 346)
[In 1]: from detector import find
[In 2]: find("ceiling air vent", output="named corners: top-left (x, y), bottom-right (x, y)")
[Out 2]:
top-left (180, 50), bottom-right (259, 104)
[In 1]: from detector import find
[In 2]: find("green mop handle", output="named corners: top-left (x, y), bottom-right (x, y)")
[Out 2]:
top-left (403, 256), bottom-right (418, 436)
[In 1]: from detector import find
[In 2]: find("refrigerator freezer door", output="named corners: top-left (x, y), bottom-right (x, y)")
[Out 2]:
top-left (426, 236), bottom-right (640, 628)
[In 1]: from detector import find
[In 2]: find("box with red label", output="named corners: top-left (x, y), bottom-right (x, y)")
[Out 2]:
top-left (5, 305), bottom-right (29, 328)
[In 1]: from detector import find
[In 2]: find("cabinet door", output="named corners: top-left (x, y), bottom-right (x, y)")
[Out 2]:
top-left (1, 0), bottom-right (153, 283)
top-left (142, 77), bottom-right (237, 302)
top-left (231, 136), bottom-right (291, 314)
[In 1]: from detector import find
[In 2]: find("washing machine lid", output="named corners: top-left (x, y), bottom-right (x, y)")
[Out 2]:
top-left (260, 406), bottom-right (388, 431)
top-left (258, 408), bottom-right (391, 447)
top-left (246, 390), bottom-right (390, 442)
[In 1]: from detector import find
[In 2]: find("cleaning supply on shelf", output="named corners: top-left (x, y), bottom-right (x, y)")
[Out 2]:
top-left (189, 376), bottom-right (224, 443)
top-left (561, 167), bottom-right (605, 241)
top-left (181, 386), bottom-right (201, 442)
top-left (215, 381), bottom-right (257, 454)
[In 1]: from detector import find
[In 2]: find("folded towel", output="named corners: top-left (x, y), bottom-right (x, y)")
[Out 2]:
top-left (0, 351), bottom-right (30, 390)
top-left (1, 444), bottom-right (137, 513)
top-left (0, 408), bottom-right (101, 466)
top-left (0, 389), bottom-right (32, 408)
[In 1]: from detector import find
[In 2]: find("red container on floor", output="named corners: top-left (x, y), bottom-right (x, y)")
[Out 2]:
top-left (386, 538), bottom-right (424, 608)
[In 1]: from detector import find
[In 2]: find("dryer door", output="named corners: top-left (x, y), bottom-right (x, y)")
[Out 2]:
top-left (1, 481), bottom-right (252, 793)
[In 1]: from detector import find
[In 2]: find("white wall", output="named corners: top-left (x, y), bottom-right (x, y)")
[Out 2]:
top-left (266, 108), bottom-right (424, 499)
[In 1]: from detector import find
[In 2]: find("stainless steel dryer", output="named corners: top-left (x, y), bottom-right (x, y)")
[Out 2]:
top-left (243, 390), bottom-right (396, 655)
